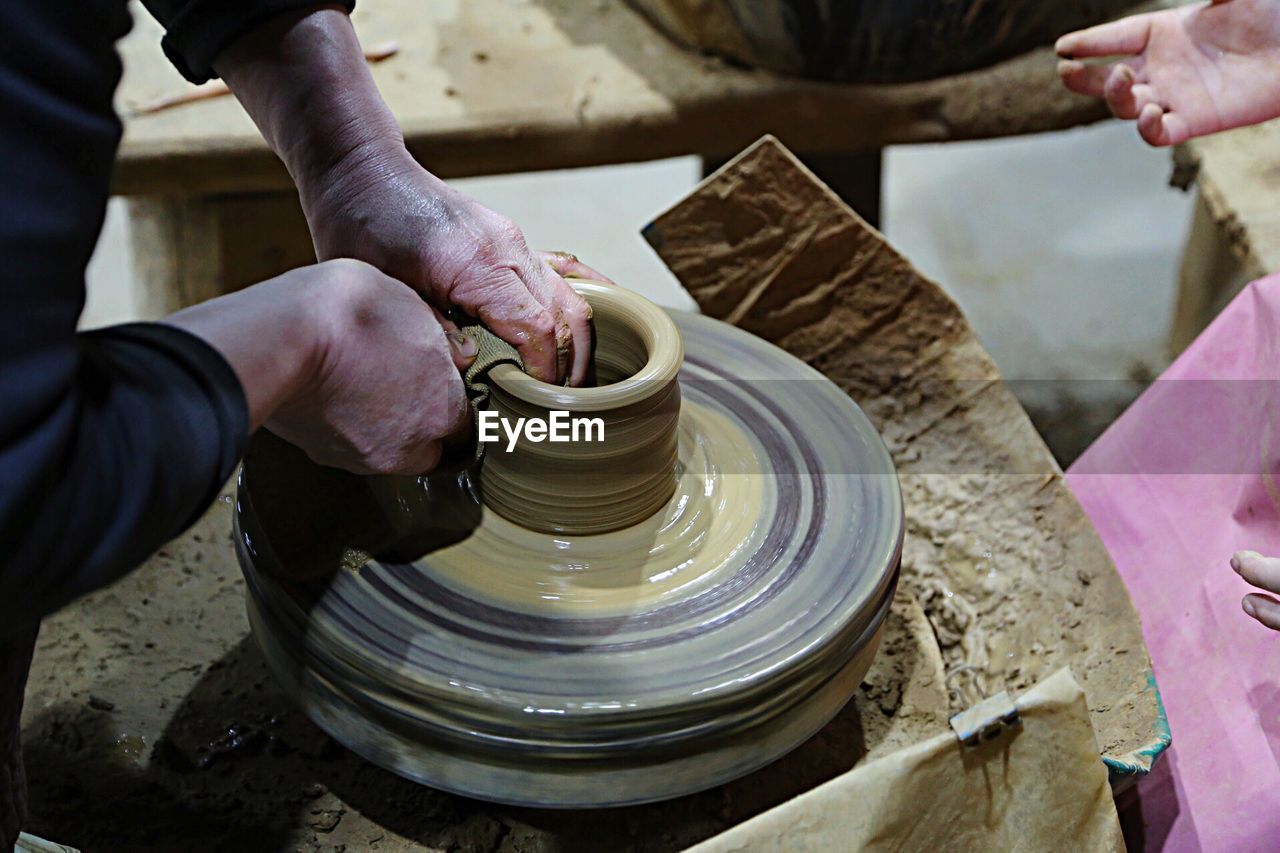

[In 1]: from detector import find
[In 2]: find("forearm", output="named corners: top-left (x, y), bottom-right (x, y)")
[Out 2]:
top-left (214, 6), bottom-right (420, 204)
top-left (0, 325), bottom-right (247, 641)
top-left (162, 272), bottom-right (323, 431)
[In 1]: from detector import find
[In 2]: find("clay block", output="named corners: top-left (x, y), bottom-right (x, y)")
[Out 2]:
top-left (644, 135), bottom-right (1165, 775)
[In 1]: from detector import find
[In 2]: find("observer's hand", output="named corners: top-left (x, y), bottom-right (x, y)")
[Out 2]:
top-left (1057, 0), bottom-right (1280, 145)
top-left (301, 148), bottom-right (602, 386)
top-left (164, 259), bottom-right (474, 475)
top-left (1231, 550), bottom-right (1280, 630)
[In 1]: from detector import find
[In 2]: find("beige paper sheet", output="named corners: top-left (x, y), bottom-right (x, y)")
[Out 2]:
top-left (689, 668), bottom-right (1123, 852)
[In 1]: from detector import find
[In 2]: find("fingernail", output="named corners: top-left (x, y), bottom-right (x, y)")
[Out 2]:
top-left (1231, 553), bottom-right (1242, 573)
top-left (1244, 597), bottom-right (1257, 617)
top-left (448, 331), bottom-right (477, 359)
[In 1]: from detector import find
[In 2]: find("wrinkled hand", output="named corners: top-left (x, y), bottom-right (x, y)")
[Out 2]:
top-left (1231, 550), bottom-right (1280, 630)
top-left (300, 148), bottom-right (606, 385)
top-left (262, 259), bottom-right (475, 475)
top-left (1057, 0), bottom-right (1280, 146)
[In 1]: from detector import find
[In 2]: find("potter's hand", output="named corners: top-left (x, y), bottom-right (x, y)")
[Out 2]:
top-left (213, 7), bottom-right (600, 385)
top-left (165, 259), bottom-right (475, 475)
top-left (1231, 550), bottom-right (1280, 630)
top-left (303, 154), bottom-right (602, 386)
top-left (1057, 0), bottom-right (1280, 146)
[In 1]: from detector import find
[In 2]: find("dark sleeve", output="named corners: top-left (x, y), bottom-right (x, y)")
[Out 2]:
top-left (0, 2), bottom-right (249, 643)
top-left (141, 0), bottom-right (356, 83)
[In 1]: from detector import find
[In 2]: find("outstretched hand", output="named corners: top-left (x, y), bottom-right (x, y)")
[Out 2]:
top-left (1057, 0), bottom-right (1280, 146)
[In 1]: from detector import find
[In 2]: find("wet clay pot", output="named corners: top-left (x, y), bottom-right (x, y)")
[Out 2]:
top-left (234, 282), bottom-right (903, 807)
top-left (481, 280), bottom-right (684, 535)
top-left (628, 0), bottom-right (1138, 83)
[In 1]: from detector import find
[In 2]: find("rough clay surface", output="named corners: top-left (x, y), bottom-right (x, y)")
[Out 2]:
top-left (21, 494), bottom-right (949, 851)
top-left (643, 137), bottom-right (1161, 761)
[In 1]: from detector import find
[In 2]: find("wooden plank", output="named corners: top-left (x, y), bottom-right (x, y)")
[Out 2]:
top-left (113, 0), bottom-right (1115, 196)
top-left (644, 135), bottom-right (1164, 775)
top-left (1169, 119), bottom-right (1280, 353)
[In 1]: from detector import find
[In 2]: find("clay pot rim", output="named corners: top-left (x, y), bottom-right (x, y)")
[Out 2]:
top-left (489, 279), bottom-right (684, 411)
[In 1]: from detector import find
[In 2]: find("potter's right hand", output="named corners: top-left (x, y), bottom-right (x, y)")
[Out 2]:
top-left (164, 259), bottom-right (475, 475)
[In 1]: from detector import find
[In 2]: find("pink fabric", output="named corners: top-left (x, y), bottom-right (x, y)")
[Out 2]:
top-left (1068, 275), bottom-right (1280, 851)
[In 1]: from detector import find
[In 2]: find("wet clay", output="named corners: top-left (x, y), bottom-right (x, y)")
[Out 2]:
top-left (481, 280), bottom-right (683, 535)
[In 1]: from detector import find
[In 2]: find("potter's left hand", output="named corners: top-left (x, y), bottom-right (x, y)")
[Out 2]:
top-left (1231, 550), bottom-right (1280, 630)
top-left (302, 149), bottom-right (605, 387)
top-left (214, 7), bottom-right (605, 386)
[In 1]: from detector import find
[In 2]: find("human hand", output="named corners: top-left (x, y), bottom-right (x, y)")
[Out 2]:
top-left (300, 148), bottom-right (604, 386)
top-left (1057, 0), bottom-right (1280, 145)
top-left (165, 259), bottom-right (475, 475)
top-left (1231, 550), bottom-right (1280, 630)
top-left (215, 8), bottom-right (603, 385)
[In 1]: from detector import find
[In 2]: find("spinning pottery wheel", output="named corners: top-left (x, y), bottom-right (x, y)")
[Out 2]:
top-left (235, 282), bottom-right (903, 807)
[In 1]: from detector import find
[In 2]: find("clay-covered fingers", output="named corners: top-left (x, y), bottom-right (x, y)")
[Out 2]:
top-left (451, 266), bottom-right (565, 384)
top-left (540, 250), bottom-right (615, 285)
top-left (537, 252), bottom-right (601, 386)
top-left (1056, 14), bottom-right (1153, 60)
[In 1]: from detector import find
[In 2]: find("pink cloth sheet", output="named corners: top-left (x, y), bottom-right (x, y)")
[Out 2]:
top-left (1068, 274), bottom-right (1280, 851)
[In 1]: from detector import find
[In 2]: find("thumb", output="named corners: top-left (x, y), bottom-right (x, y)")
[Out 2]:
top-left (429, 304), bottom-right (478, 371)
top-left (446, 330), bottom-right (478, 371)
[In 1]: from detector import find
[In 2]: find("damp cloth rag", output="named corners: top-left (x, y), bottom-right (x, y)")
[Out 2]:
top-left (449, 324), bottom-right (525, 464)
top-left (459, 324), bottom-right (524, 415)
top-left (1067, 273), bottom-right (1280, 849)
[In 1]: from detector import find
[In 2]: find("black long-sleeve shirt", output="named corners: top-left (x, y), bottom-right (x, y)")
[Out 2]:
top-left (0, 1), bottom-right (345, 843)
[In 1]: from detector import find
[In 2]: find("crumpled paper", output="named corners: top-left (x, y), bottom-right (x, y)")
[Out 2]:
top-left (1068, 274), bottom-right (1280, 849)
top-left (689, 668), bottom-right (1122, 852)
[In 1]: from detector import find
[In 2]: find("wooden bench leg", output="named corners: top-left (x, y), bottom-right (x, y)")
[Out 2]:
top-left (126, 191), bottom-right (316, 317)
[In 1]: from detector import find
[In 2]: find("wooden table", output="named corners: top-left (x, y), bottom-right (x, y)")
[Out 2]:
top-left (114, 0), bottom-right (1119, 314)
